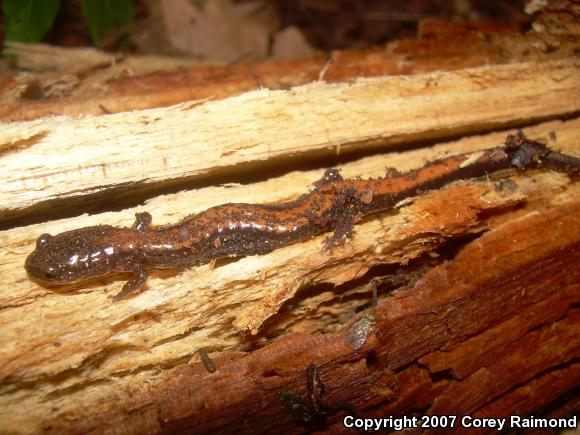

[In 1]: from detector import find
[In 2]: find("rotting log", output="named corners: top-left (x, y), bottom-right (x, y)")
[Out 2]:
top-left (0, 114), bottom-right (578, 432)
top-left (1, 58), bottom-right (579, 228)
top-left (0, 18), bottom-right (578, 122)
top-left (22, 196), bottom-right (580, 434)
top-left (1, 12), bottom-right (580, 434)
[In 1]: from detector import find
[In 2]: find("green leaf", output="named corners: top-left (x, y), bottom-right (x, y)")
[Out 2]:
top-left (80, 0), bottom-right (134, 45)
top-left (3, 0), bottom-right (61, 42)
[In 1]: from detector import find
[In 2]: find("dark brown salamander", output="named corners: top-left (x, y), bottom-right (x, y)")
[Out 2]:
top-left (25, 132), bottom-right (580, 299)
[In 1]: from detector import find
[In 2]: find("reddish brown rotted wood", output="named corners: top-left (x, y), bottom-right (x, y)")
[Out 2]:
top-left (419, 285), bottom-right (579, 380)
top-left (428, 312), bottom-right (579, 417)
top-left (373, 203), bottom-right (580, 371)
top-left (459, 362), bottom-right (580, 435)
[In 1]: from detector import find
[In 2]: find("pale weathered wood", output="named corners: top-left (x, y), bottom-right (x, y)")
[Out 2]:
top-left (0, 59), bottom-right (578, 223)
top-left (0, 118), bottom-right (578, 432)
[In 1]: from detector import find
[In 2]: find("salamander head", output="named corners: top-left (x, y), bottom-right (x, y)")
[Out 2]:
top-left (25, 228), bottom-right (117, 285)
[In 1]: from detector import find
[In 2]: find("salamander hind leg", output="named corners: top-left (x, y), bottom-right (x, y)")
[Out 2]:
top-left (113, 266), bottom-right (149, 300)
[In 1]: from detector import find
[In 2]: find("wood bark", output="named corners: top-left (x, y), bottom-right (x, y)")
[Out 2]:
top-left (0, 12), bottom-right (579, 435)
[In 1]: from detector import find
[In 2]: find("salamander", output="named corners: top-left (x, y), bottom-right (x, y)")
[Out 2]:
top-left (25, 132), bottom-right (580, 299)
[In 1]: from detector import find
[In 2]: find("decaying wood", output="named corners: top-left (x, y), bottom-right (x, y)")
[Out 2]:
top-left (38, 201), bottom-right (580, 433)
top-left (0, 115), bottom-right (578, 432)
top-left (1, 8), bottom-right (579, 431)
top-left (0, 19), bottom-right (578, 122)
top-left (1, 58), bottom-right (579, 227)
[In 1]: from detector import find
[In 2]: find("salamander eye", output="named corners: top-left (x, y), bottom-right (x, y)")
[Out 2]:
top-left (42, 268), bottom-right (56, 280)
top-left (37, 234), bottom-right (53, 248)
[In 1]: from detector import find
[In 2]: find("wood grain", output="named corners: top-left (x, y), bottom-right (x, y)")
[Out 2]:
top-left (0, 13), bottom-right (579, 427)
top-left (0, 116), bottom-right (578, 432)
top-left (1, 20), bottom-right (577, 122)
top-left (1, 59), bottom-right (578, 224)
top-left (40, 200), bottom-right (580, 434)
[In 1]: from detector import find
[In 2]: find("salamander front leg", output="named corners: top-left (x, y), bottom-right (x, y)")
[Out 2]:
top-left (132, 212), bottom-right (152, 231)
top-left (113, 266), bottom-right (149, 300)
top-left (311, 168), bottom-right (343, 190)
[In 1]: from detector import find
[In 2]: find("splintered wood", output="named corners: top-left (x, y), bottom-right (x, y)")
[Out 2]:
top-left (0, 59), bottom-right (578, 223)
top-left (41, 203), bottom-right (580, 434)
top-left (0, 58), bottom-right (579, 433)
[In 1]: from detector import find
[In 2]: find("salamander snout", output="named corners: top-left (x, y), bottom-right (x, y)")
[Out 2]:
top-left (25, 256), bottom-right (58, 281)
top-left (25, 228), bottom-right (115, 285)
top-left (25, 233), bottom-right (74, 284)
top-left (25, 234), bottom-right (61, 283)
